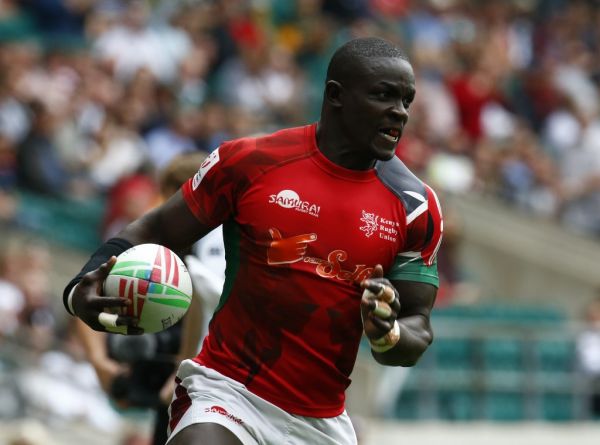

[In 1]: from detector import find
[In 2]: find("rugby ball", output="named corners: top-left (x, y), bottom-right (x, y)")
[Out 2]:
top-left (104, 244), bottom-right (193, 333)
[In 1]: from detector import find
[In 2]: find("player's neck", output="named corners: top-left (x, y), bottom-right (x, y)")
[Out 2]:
top-left (315, 120), bottom-right (376, 171)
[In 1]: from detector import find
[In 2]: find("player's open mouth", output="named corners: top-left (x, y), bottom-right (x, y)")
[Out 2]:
top-left (378, 128), bottom-right (400, 143)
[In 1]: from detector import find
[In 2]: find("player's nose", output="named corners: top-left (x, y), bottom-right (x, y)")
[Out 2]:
top-left (388, 102), bottom-right (408, 123)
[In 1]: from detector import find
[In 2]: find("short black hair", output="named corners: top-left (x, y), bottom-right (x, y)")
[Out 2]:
top-left (326, 37), bottom-right (409, 83)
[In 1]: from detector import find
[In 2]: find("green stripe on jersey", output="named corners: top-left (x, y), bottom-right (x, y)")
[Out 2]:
top-left (212, 220), bottom-right (241, 315)
top-left (388, 256), bottom-right (439, 288)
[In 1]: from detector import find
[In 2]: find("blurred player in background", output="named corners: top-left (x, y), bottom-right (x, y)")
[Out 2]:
top-left (74, 152), bottom-right (225, 445)
top-left (65, 37), bottom-right (443, 445)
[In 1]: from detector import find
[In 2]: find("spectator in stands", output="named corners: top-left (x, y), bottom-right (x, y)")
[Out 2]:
top-left (13, 239), bottom-right (57, 352)
top-left (143, 107), bottom-right (201, 170)
top-left (558, 115), bottom-right (600, 236)
top-left (0, 240), bottom-right (25, 338)
top-left (86, 111), bottom-right (149, 192)
top-left (101, 171), bottom-right (159, 241)
top-left (92, 0), bottom-right (193, 84)
top-left (16, 100), bottom-right (71, 197)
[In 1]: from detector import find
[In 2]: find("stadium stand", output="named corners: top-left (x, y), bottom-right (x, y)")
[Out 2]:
top-left (2, 0), bottom-right (600, 444)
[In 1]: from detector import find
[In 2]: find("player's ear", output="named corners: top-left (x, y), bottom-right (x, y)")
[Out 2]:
top-left (325, 80), bottom-right (344, 108)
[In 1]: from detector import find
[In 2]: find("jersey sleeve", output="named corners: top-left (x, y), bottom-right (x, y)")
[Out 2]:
top-left (388, 184), bottom-right (443, 287)
top-left (181, 139), bottom-right (251, 227)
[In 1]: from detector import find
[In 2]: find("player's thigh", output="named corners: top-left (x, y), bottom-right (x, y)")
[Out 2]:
top-left (169, 423), bottom-right (244, 445)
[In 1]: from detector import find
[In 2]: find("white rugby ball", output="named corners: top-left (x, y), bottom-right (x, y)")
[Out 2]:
top-left (104, 244), bottom-right (193, 334)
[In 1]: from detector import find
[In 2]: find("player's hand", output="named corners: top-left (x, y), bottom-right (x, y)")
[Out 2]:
top-left (360, 264), bottom-right (400, 341)
top-left (267, 227), bottom-right (317, 264)
top-left (72, 257), bottom-right (143, 335)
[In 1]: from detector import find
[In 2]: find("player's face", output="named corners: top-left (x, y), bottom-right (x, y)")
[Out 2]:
top-left (340, 57), bottom-right (415, 162)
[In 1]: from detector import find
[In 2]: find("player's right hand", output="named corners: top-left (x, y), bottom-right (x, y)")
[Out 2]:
top-left (360, 264), bottom-right (401, 341)
top-left (72, 257), bottom-right (143, 335)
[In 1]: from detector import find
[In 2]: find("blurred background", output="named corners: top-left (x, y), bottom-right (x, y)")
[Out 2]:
top-left (1, 0), bottom-right (600, 444)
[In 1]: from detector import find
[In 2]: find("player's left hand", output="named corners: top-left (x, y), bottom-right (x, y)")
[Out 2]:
top-left (72, 256), bottom-right (143, 335)
top-left (360, 264), bottom-right (400, 341)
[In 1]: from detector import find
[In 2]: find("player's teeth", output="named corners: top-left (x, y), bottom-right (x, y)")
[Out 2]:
top-left (379, 131), bottom-right (398, 142)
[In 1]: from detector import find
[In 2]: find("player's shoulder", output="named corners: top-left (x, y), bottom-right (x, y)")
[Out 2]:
top-left (374, 156), bottom-right (440, 215)
top-left (211, 125), bottom-right (313, 184)
top-left (221, 125), bottom-right (311, 160)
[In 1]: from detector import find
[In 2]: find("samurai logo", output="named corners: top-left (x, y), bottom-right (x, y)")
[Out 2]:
top-left (359, 210), bottom-right (379, 238)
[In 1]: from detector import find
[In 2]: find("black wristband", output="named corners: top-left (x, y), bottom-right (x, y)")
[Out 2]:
top-left (63, 237), bottom-right (134, 315)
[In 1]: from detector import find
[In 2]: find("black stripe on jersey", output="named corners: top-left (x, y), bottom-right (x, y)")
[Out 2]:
top-left (374, 156), bottom-right (427, 216)
top-left (426, 213), bottom-right (434, 245)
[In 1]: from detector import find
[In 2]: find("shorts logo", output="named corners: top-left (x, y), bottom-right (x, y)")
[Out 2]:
top-left (192, 148), bottom-right (220, 190)
top-left (205, 405), bottom-right (244, 425)
top-left (268, 189), bottom-right (320, 218)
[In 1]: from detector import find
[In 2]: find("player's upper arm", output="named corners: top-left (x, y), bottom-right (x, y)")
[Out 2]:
top-left (387, 182), bottom-right (443, 319)
top-left (119, 189), bottom-right (213, 252)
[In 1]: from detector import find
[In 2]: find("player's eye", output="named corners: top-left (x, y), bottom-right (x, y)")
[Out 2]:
top-left (372, 91), bottom-right (391, 101)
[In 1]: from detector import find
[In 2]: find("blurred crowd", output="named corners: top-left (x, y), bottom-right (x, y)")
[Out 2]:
top-left (0, 0), bottom-right (598, 241)
top-left (2, 1), bottom-right (600, 440)
top-left (0, 237), bottom-right (130, 444)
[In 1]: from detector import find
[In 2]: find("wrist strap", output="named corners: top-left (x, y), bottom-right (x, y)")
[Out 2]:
top-left (369, 320), bottom-right (401, 353)
top-left (63, 237), bottom-right (133, 315)
top-left (67, 285), bottom-right (77, 316)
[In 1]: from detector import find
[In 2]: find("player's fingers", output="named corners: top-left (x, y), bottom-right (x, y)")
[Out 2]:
top-left (362, 295), bottom-right (397, 319)
top-left (366, 282), bottom-right (396, 303)
top-left (79, 257), bottom-right (117, 289)
top-left (126, 325), bottom-right (144, 335)
top-left (98, 312), bottom-right (143, 335)
top-left (89, 296), bottom-right (130, 310)
top-left (389, 293), bottom-right (401, 313)
top-left (372, 300), bottom-right (392, 318)
top-left (367, 313), bottom-right (394, 332)
top-left (106, 325), bottom-right (128, 335)
top-left (104, 255), bottom-right (117, 271)
top-left (361, 294), bottom-right (375, 312)
top-left (113, 323), bottom-right (144, 335)
top-left (98, 312), bottom-right (119, 329)
top-left (371, 264), bottom-right (384, 279)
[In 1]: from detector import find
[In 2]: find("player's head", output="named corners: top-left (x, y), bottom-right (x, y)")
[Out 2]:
top-left (321, 37), bottom-right (415, 163)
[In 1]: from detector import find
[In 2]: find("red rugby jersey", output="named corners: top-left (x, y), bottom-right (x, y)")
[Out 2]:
top-left (182, 123), bottom-right (442, 417)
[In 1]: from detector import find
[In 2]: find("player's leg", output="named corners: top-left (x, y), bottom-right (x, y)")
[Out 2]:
top-left (168, 423), bottom-right (243, 445)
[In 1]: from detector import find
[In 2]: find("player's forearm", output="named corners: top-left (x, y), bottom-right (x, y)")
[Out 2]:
top-left (371, 314), bottom-right (433, 366)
